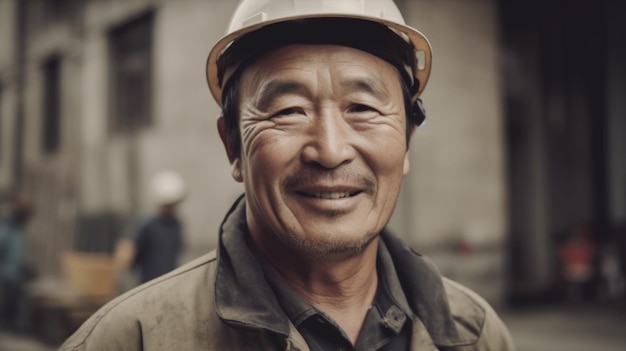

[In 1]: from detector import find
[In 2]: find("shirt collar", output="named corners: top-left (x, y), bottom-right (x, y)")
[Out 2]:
top-left (257, 233), bottom-right (413, 329)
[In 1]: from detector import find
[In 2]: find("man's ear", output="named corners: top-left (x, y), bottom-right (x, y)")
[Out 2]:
top-left (403, 151), bottom-right (411, 176)
top-left (217, 115), bottom-right (243, 182)
top-left (404, 125), bottom-right (416, 176)
top-left (217, 115), bottom-right (235, 162)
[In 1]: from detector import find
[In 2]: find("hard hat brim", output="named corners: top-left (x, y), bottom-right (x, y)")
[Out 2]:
top-left (206, 13), bottom-right (432, 107)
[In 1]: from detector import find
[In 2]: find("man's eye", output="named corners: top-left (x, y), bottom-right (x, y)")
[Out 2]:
top-left (348, 104), bottom-right (376, 113)
top-left (273, 107), bottom-right (305, 117)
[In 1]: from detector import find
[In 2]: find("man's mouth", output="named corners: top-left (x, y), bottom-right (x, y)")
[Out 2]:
top-left (283, 170), bottom-right (375, 200)
top-left (301, 191), bottom-right (360, 199)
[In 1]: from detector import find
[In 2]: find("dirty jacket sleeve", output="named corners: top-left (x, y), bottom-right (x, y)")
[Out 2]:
top-left (444, 279), bottom-right (516, 350)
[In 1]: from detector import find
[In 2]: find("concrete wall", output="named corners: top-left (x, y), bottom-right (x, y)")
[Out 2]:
top-left (79, 0), bottom-right (242, 261)
top-left (0, 1), bottom-right (86, 274)
top-left (394, 0), bottom-right (508, 303)
top-left (143, 0), bottom-right (243, 260)
top-left (0, 0), bottom-right (17, 200)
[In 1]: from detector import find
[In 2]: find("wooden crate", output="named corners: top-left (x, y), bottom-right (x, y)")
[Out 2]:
top-left (26, 252), bottom-right (118, 344)
top-left (60, 251), bottom-right (116, 301)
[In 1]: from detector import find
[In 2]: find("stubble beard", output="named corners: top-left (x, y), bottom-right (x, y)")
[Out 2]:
top-left (277, 226), bottom-right (380, 260)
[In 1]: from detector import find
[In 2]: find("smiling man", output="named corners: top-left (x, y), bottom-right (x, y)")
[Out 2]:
top-left (61, 1), bottom-right (515, 350)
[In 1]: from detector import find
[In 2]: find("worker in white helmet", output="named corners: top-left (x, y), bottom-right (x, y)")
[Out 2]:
top-left (62, 1), bottom-right (514, 350)
top-left (114, 171), bottom-right (186, 285)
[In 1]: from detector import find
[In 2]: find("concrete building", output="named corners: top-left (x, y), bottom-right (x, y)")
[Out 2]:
top-left (0, 0), bottom-right (624, 308)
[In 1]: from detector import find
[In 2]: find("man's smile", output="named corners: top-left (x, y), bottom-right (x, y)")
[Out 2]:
top-left (299, 191), bottom-right (359, 199)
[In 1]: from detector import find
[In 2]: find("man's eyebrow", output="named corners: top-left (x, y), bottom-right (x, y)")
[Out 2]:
top-left (341, 77), bottom-right (391, 101)
top-left (255, 80), bottom-right (309, 111)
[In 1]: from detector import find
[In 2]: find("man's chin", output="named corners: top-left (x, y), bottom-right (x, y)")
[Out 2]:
top-left (283, 229), bottom-right (380, 260)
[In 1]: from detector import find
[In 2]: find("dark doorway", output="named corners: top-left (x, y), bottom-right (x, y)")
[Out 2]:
top-left (499, 0), bottom-right (616, 303)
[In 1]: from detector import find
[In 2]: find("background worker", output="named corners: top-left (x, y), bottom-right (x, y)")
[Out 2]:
top-left (0, 199), bottom-right (34, 331)
top-left (114, 171), bottom-right (185, 284)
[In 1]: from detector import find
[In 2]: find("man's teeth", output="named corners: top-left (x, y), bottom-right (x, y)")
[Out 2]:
top-left (311, 192), bottom-right (351, 199)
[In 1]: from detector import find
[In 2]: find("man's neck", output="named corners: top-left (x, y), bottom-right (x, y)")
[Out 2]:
top-left (259, 237), bottom-right (380, 345)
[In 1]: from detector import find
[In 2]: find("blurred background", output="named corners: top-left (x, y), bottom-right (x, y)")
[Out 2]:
top-left (0, 0), bottom-right (625, 350)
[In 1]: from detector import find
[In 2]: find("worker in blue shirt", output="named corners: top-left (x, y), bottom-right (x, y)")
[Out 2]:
top-left (0, 199), bottom-right (33, 330)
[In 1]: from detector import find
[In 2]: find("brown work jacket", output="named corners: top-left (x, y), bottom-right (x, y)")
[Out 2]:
top-left (60, 197), bottom-right (515, 350)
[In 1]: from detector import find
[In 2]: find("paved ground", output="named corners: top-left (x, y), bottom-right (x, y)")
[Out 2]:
top-left (0, 330), bottom-right (56, 351)
top-left (1, 301), bottom-right (625, 350)
top-left (501, 300), bottom-right (626, 351)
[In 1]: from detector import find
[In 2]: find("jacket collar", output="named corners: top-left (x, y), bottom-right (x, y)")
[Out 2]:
top-left (214, 195), bottom-right (292, 336)
top-left (214, 195), bottom-right (483, 347)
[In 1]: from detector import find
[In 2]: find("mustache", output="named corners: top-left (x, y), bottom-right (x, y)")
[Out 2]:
top-left (282, 167), bottom-right (376, 194)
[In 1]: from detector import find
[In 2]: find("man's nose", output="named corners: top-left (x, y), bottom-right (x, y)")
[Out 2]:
top-left (300, 112), bottom-right (356, 168)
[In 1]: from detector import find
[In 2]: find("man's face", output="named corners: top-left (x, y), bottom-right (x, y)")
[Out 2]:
top-left (220, 44), bottom-right (411, 259)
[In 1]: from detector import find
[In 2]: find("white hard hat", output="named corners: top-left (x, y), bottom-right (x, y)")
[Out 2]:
top-left (151, 171), bottom-right (186, 206)
top-left (206, 0), bottom-right (432, 107)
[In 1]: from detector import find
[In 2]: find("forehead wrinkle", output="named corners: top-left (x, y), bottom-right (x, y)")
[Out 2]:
top-left (254, 79), bottom-right (310, 111)
top-left (340, 76), bottom-right (392, 103)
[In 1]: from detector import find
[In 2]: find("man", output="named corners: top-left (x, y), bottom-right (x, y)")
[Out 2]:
top-left (0, 199), bottom-right (33, 331)
top-left (61, 0), bottom-right (515, 350)
top-left (114, 171), bottom-right (185, 285)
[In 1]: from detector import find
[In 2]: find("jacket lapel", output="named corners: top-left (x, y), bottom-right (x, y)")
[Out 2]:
top-left (381, 230), bottom-right (484, 348)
